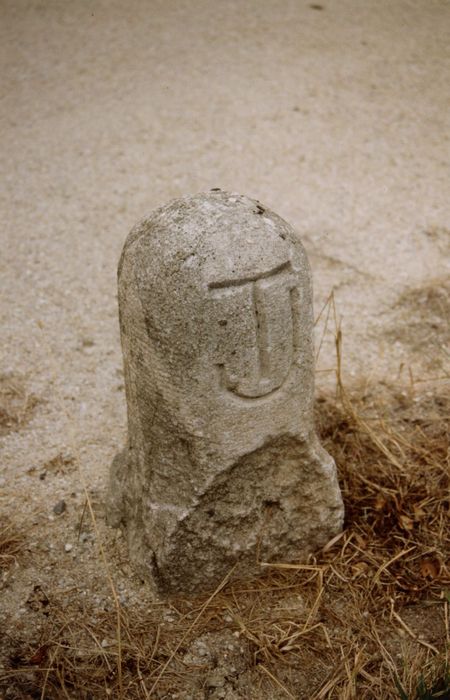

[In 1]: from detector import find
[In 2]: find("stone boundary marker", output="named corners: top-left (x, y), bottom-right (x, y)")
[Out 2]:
top-left (107, 190), bottom-right (344, 596)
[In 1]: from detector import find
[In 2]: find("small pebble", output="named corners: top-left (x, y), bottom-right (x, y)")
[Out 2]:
top-left (64, 543), bottom-right (73, 553)
top-left (53, 500), bottom-right (66, 515)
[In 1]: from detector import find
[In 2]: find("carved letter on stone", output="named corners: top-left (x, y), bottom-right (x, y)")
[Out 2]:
top-left (209, 261), bottom-right (298, 399)
top-left (106, 191), bottom-right (344, 596)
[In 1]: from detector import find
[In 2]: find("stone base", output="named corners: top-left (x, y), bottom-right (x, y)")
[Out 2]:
top-left (107, 434), bottom-right (343, 596)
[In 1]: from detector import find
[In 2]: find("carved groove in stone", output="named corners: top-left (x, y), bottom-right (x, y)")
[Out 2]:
top-left (211, 262), bottom-right (298, 400)
top-left (208, 260), bottom-right (291, 290)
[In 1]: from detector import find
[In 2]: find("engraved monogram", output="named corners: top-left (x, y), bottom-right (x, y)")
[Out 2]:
top-left (209, 261), bottom-right (299, 399)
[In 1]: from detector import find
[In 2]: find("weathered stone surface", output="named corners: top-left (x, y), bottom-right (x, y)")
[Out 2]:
top-left (106, 190), bottom-right (344, 595)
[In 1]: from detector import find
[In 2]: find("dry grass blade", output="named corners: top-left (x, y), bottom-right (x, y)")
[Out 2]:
top-left (0, 521), bottom-right (23, 570)
top-left (335, 329), bottom-right (408, 474)
top-left (0, 372), bottom-right (39, 436)
top-left (259, 663), bottom-right (296, 699)
top-left (372, 546), bottom-right (416, 585)
top-left (302, 570), bottom-right (324, 632)
top-left (147, 563), bottom-right (237, 696)
top-left (389, 601), bottom-right (440, 655)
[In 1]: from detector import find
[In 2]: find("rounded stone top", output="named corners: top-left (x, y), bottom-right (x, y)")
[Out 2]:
top-left (119, 190), bottom-right (309, 289)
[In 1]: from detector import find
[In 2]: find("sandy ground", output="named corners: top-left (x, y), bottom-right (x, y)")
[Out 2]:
top-left (1, 0), bottom-right (449, 697)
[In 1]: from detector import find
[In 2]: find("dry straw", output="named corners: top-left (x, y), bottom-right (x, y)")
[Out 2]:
top-left (1, 303), bottom-right (449, 699)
